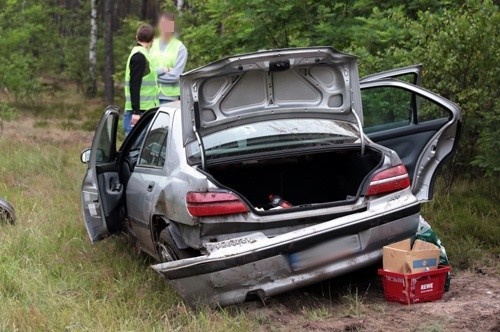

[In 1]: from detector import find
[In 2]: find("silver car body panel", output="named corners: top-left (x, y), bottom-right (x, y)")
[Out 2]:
top-left (361, 64), bottom-right (423, 86)
top-left (180, 47), bottom-right (363, 146)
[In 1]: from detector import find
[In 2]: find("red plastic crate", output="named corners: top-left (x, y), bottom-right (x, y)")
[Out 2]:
top-left (378, 265), bottom-right (451, 304)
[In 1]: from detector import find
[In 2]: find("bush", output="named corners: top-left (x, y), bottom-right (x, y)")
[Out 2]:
top-left (349, 0), bottom-right (499, 177)
top-left (0, 1), bottom-right (58, 101)
top-left (0, 103), bottom-right (19, 122)
top-left (410, 0), bottom-right (499, 176)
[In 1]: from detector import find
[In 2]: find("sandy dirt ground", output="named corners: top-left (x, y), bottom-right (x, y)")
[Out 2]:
top-left (0, 117), bottom-right (93, 146)
top-left (242, 266), bottom-right (500, 332)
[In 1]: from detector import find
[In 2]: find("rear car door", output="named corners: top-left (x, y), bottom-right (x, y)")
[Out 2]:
top-left (360, 65), bottom-right (422, 86)
top-left (126, 111), bottom-right (171, 254)
top-left (360, 76), bottom-right (461, 201)
top-left (81, 107), bottom-right (124, 242)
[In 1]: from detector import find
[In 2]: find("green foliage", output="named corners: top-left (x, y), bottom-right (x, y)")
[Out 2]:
top-left (0, 0), bottom-right (56, 100)
top-left (348, 0), bottom-right (499, 176)
top-left (0, 103), bottom-right (19, 121)
top-left (57, 3), bottom-right (92, 93)
top-left (179, 0), bottom-right (498, 175)
top-left (181, 0), bottom-right (363, 68)
top-left (408, 1), bottom-right (499, 176)
top-left (0, 0), bottom-right (497, 175)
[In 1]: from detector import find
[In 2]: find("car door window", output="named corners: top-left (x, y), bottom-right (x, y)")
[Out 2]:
top-left (95, 112), bottom-right (118, 164)
top-left (362, 86), bottom-right (451, 134)
top-left (126, 117), bottom-right (151, 164)
top-left (417, 95), bottom-right (450, 123)
top-left (138, 112), bottom-right (170, 168)
top-left (361, 65), bottom-right (422, 86)
top-left (362, 86), bottom-right (414, 133)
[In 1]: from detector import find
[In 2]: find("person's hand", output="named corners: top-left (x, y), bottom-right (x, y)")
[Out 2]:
top-left (131, 114), bottom-right (141, 126)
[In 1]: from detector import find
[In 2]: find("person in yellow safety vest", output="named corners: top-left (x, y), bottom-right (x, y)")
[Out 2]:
top-left (123, 24), bottom-right (159, 136)
top-left (150, 12), bottom-right (188, 104)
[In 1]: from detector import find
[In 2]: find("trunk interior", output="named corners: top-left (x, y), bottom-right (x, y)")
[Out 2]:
top-left (206, 148), bottom-right (383, 211)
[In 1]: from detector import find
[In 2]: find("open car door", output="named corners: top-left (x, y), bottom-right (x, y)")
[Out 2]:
top-left (361, 64), bottom-right (422, 86)
top-left (81, 106), bottom-right (124, 242)
top-left (360, 72), bottom-right (461, 201)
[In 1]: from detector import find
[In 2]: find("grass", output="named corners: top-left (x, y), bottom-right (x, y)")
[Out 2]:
top-left (339, 286), bottom-right (367, 318)
top-left (0, 85), bottom-right (498, 330)
top-left (422, 178), bottom-right (500, 272)
top-left (0, 142), bottom-right (254, 331)
top-left (0, 111), bottom-right (256, 331)
top-left (0, 78), bottom-right (111, 133)
top-left (411, 319), bottom-right (451, 332)
top-left (0, 103), bottom-right (19, 122)
top-left (301, 305), bottom-right (332, 321)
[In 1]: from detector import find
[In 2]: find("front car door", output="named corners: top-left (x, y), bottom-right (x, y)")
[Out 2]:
top-left (360, 72), bottom-right (461, 201)
top-left (81, 107), bottom-right (124, 242)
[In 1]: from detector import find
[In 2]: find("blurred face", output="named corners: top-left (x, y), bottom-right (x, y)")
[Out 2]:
top-left (158, 16), bottom-right (175, 40)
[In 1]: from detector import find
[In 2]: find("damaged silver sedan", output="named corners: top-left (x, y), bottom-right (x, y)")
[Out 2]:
top-left (81, 47), bottom-right (460, 306)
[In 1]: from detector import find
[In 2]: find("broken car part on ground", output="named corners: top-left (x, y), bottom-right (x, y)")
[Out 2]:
top-left (0, 197), bottom-right (15, 224)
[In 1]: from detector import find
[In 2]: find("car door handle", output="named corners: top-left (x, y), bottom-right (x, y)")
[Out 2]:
top-left (112, 182), bottom-right (123, 192)
top-left (147, 181), bottom-right (155, 192)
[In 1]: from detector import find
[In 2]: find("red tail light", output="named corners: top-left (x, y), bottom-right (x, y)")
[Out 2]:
top-left (366, 164), bottom-right (411, 196)
top-left (186, 192), bottom-right (249, 217)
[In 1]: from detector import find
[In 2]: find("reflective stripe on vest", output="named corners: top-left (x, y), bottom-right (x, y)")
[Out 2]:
top-left (150, 38), bottom-right (182, 97)
top-left (125, 95), bottom-right (158, 102)
top-left (124, 46), bottom-right (159, 111)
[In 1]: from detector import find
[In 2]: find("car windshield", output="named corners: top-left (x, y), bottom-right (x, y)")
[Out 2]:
top-left (186, 119), bottom-right (360, 163)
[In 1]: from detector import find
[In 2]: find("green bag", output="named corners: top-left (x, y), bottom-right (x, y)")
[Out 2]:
top-left (416, 216), bottom-right (450, 291)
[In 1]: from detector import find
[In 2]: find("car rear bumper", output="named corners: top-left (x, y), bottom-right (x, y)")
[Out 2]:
top-left (152, 199), bottom-right (420, 306)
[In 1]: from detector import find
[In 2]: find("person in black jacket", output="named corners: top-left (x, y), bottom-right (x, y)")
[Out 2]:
top-left (123, 24), bottom-right (159, 135)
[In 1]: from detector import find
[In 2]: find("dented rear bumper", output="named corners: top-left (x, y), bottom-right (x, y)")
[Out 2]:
top-left (152, 202), bottom-right (420, 306)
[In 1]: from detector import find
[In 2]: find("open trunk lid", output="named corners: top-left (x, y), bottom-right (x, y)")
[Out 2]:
top-left (180, 47), bottom-right (363, 148)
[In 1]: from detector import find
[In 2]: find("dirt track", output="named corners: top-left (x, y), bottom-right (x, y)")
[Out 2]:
top-left (242, 267), bottom-right (500, 331)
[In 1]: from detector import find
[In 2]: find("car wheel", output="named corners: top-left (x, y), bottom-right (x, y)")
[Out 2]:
top-left (158, 228), bottom-right (193, 263)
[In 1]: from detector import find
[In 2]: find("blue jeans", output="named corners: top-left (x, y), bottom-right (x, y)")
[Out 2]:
top-left (123, 111), bottom-right (143, 136)
top-left (159, 97), bottom-right (180, 104)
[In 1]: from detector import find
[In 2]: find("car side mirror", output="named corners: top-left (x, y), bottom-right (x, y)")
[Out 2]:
top-left (81, 149), bottom-right (91, 164)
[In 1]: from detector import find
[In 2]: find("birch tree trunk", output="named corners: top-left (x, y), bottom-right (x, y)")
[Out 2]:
top-left (103, 0), bottom-right (114, 104)
top-left (87, 0), bottom-right (98, 97)
top-left (177, 0), bottom-right (185, 12)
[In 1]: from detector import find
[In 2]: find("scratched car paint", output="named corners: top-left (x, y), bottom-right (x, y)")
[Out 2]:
top-left (81, 48), bottom-right (460, 306)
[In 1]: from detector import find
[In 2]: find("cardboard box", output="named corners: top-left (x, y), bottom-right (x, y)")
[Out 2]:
top-left (383, 239), bottom-right (440, 273)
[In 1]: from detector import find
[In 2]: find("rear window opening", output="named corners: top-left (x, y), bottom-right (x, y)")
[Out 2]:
top-left (186, 119), bottom-right (360, 165)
